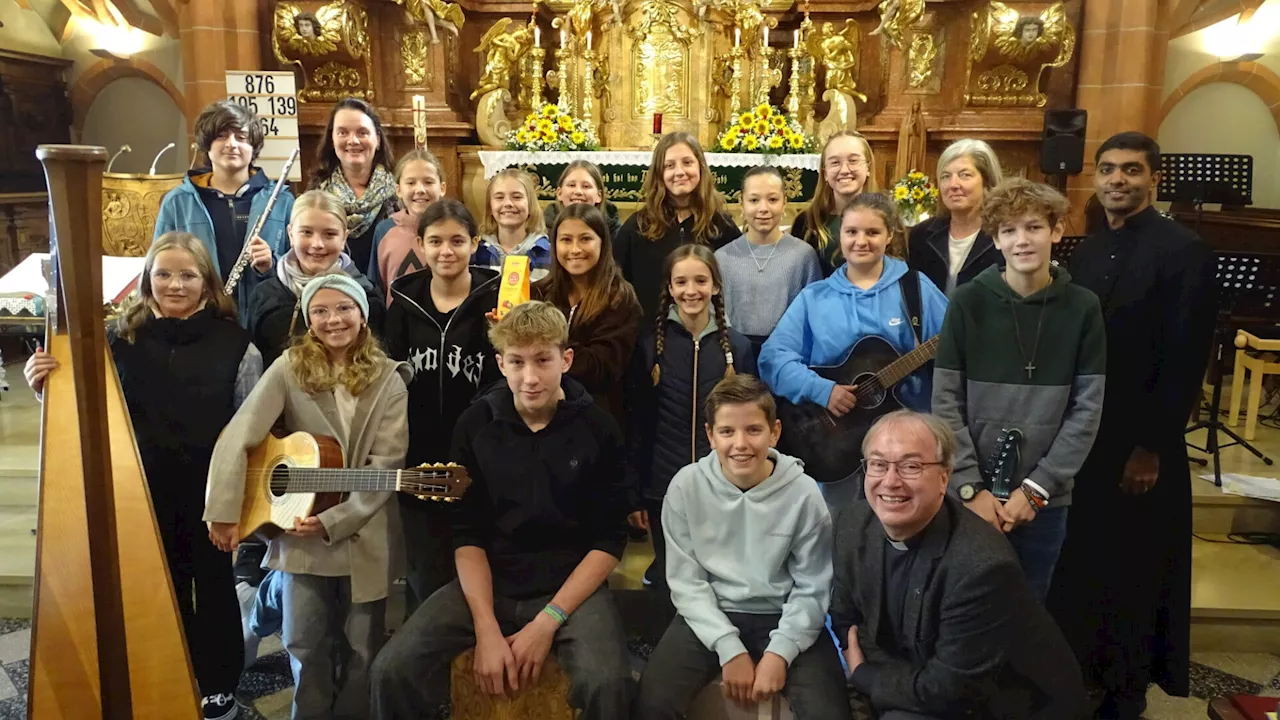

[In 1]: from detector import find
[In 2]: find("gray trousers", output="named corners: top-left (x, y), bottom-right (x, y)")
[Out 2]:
top-left (280, 572), bottom-right (386, 720)
top-left (369, 579), bottom-right (634, 720)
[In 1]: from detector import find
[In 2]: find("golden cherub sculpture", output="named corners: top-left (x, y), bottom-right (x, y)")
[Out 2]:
top-left (472, 18), bottom-right (535, 100)
top-left (394, 0), bottom-right (465, 44)
top-left (869, 0), bottom-right (925, 49)
top-left (966, 1), bottom-right (1075, 107)
top-left (808, 20), bottom-right (867, 103)
top-left (274, 3), bottom-right (347, 57)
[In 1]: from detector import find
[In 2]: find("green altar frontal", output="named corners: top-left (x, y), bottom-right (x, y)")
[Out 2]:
top-left (477, 151), bottom-right (821, 204)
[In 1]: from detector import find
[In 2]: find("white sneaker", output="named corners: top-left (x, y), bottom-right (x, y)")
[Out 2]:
top-left (201, 693), bottom-right (238, 720)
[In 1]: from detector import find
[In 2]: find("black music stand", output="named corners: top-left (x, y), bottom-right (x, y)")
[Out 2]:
top-left (1051, 235), bottom-right (1087, 268)
top-left (1157, 154), bottom-right (1253, 235)
top-left (1185, 252), bottom-right (1279, 486)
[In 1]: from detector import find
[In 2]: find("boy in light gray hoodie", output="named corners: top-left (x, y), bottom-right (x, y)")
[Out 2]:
top-left (633, 375), bottom-right (850, 720)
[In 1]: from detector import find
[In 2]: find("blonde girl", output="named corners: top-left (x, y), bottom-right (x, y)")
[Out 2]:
top-left (248, 189), bottom-right (383, 367)
top-left (207, 273), bottom-right (409, 720)
top-left (368, 149), bottom-right (448, 302)
top-left (473, 168), bottom-right (551, 279)
top-left (543, 159), bottom-right (623, 240)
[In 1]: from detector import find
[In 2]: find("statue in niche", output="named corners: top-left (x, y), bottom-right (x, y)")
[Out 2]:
top-left (966, 1), bottom-right (1074, 107)
top-left (395, 0), bottom-right (465, 44)
top-left (907, 32), bottom-right (938, 88)
top-left (808, 20), bottom-right (867, 103)
top-left (473, 18), bottom-right (534, 100)
top-left (869, 0), bottom-right (924, 49)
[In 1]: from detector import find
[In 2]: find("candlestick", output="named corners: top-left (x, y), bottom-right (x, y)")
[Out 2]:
top-left (653, 112), bottom-right (663, 134)
top-left (730, 45), bottom-right (743, 111)
top-left (529, 45), bottom-right (546, 109)
top-left (412, 95), bottom-right (427, 149)
top-left (581, 47), bottom-right (595, 125)
top-left (554, 46), bottom-right (573, 113)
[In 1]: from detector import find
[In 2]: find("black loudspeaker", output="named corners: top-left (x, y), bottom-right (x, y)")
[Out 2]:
top-left (1040, 109), bottom-right (1087, 175)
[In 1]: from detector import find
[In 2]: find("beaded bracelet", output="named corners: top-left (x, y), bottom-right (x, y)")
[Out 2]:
top-left (542, 603), bottom-right (568, 626)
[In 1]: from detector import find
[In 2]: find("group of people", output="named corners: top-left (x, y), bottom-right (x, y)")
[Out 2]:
top-left (22, 92), bottom-right (1218, 720)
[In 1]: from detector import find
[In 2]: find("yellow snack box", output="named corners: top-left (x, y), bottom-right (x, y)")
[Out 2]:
top-left (495, 254), bottom-right (531, 319)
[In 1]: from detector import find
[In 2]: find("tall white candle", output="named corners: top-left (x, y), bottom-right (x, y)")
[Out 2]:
top-left (763, 26), bottom-right (769, 47)
top-left (735, 27), bottom-right (740, 47)
top-left (793, 29), bottom-right (799, 47)
top-left (586, 30), bottom-right (592, 50)
top-left (534, 24), bottom-right (541, 45)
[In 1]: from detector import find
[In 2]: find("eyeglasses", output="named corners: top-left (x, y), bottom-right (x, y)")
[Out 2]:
top-left (862, 458), bottom-right (945, 479)
top-left (150, 269), bottom-right (203, 287)
top-left (826, 156), bottom-right (867, 172)
top-left (308, 303), bottom-right (361, 321)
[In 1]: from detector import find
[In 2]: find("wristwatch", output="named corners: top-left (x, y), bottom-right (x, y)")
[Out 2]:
top-left (958, 482), bottom-right (984, 501)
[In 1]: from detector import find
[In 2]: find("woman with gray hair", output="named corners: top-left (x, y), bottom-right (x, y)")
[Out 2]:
top-left (907, 139), bottom-right (1004, 295)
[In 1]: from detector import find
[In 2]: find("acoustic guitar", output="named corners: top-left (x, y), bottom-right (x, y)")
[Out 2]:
top-left (776, 335), bottom-right (940, 483)
top-left (238, 431), bottom-right (471, 541)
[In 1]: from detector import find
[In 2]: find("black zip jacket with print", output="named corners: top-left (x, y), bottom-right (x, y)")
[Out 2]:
top-left (385, 266), bottom-right (502, 467)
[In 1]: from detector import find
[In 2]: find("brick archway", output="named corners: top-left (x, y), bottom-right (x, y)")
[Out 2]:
top-left (69, 58), bottom-right (187, 136)
top-left (1158, 61), bottom-right (1280, 135)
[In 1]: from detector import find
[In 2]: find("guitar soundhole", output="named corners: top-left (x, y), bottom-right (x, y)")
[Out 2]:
top-left (268, 465), bottom-right (291, 500)
top-left (853, 372), bottom-right (886, 409)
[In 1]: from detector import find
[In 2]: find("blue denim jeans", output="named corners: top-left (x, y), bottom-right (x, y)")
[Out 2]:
top-left (1005, 505), bottom-right (1069, 602)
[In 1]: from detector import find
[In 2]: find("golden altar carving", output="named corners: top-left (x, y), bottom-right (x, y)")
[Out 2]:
top-left (869, 0), bottom-right (924, 50)
top-left (101, 173), bottom-right (184, 257)
top-left (964, 1), bottom-right (1074, 108)
top-left (272, 1), bottom-right (375, 102)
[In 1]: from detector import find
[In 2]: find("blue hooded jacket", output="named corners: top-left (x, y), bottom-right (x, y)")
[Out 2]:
top-left (153, 168), bottom-right (295, 324)
top-left (759, 256), bottom-right (948, 411)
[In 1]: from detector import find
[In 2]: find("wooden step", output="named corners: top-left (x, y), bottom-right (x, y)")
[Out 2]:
top-left (1192, 474), bottom-right (1280, 535)
top-left (0, 506), bottom-right (35, 619)
top-left (1190, 536), bottom-right (1280, 653)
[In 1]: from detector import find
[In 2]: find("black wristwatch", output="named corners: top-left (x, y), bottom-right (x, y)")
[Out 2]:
top-left (958, 482), bottom-right (985, 501)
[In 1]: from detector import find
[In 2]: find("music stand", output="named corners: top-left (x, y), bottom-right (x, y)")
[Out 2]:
top-left (1051, 235), bottom-right (1087, 267)
top-left (1157, 154), bottom-right (1252, 235)
top-left (1185, 252), bottom-right (1279, 485)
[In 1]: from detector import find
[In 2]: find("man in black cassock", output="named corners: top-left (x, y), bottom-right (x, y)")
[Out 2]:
top-left (1049, 131), bottom-right (1217, 720)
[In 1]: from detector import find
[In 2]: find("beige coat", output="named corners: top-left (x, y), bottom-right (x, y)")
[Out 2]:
top-left (205, 351), bottom-right (411, 603)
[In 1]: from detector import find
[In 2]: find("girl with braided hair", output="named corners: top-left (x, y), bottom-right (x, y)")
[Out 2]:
top-left (625, 244), bottom-right (756, 588)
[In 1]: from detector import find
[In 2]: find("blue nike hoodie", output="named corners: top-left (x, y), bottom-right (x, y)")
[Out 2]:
top-left (758, 255), bottom-right (948, 411)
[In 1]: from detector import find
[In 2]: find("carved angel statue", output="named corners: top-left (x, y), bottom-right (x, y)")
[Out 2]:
top-left (274, 3), bottom-right (346, 58)
top-left (989, 1), bottom-right (1072, 62)
top-left (869, 0), bottom-right (924, 49)
top-left (394, 0), bottom-right (465, 44)
top-left (808, 20), bottom-right (867, 103)
top-left (472, 17), bottom-right (534, 100)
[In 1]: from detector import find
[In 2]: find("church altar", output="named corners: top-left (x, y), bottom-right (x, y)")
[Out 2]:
top-left (477, 150), bottom-right (820, 203)
top-left (246, 0), bottom-right (1076, 224)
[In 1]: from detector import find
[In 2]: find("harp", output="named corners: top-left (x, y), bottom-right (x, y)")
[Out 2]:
top-left (29, 146), bottom-right (201, 718)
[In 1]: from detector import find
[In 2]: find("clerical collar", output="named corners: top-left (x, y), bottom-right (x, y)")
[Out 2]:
top-left (886, 534), bottom-right (922, 552)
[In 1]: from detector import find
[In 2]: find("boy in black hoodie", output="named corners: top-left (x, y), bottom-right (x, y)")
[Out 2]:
top-left (383, 199), bottom-right (502, 615)
top-left (370, 301), bottom-right (634, 720)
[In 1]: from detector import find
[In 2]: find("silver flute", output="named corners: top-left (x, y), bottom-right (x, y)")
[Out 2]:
top-left (224, 147), bottom-right (300, 295)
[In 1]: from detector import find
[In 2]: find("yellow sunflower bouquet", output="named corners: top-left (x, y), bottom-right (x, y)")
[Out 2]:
top-left (507, 103), bottom-right (601, 151)
top-left (891, 170), bottom-right (940, 226)
top-left (715, 103), bottom-right (815, 155)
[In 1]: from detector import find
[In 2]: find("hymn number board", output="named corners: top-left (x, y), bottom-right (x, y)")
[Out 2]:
top-left (226, 71), bottom-right (302, 183)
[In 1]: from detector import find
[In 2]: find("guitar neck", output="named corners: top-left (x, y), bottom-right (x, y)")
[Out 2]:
top-left (876, 336), bottom-right (941, 387)
top-left (278, 468), bottom-right (454, 494)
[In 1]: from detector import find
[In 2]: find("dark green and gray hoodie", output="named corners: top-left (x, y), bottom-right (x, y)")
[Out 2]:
top-left (932, 263), bottom-right (1106, 506)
